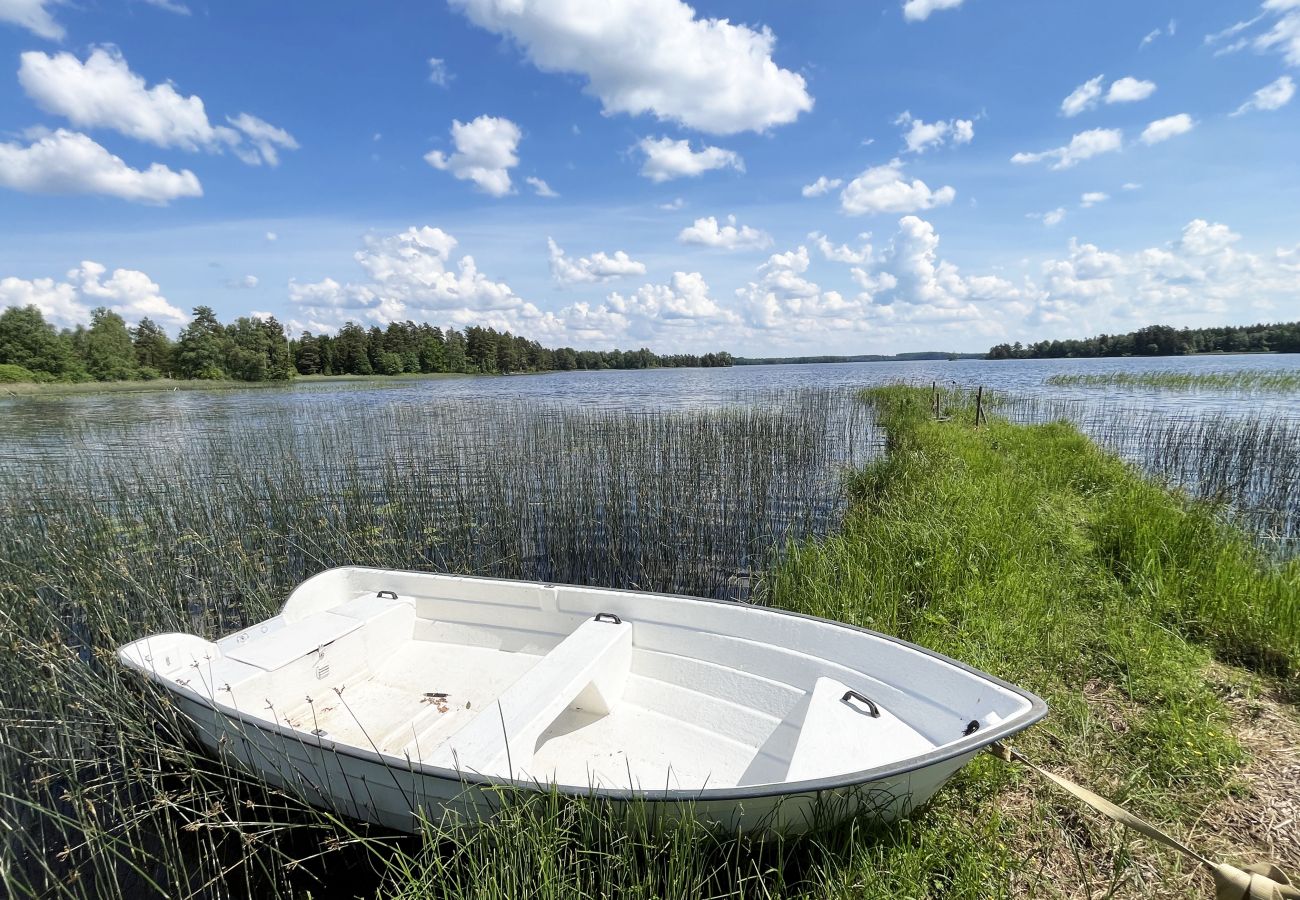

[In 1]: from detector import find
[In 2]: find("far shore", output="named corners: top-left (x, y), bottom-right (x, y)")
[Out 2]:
top-left (0, 371), bottom-right (484, 397)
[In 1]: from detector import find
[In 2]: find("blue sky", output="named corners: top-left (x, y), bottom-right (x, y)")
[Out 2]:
top-left (1, 0), bottom-right (1298, 354)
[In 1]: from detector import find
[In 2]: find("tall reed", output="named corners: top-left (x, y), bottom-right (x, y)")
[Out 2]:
top-left (1046, 370), bottom-right (1300, 393)
top-left (993, 394), bottom-right (1300, 555)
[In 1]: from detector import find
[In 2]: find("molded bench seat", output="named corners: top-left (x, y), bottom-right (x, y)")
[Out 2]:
top-left (783, 677), bottom-right (936, 782)
top-left (426, 615), bottom-right (633, 778)
top-left (223, 612), bottom-right (362, 670)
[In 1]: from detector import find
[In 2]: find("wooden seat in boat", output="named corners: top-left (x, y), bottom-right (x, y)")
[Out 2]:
top-left (426, 614), bottom-right (632, 778)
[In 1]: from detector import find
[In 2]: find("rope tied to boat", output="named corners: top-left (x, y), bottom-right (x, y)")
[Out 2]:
top-left (988, 742), bottom-right (1299, 900)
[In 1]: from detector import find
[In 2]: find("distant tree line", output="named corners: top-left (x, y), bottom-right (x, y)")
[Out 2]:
top-left (987, 321), bottom-right (1300, 360)
top-left (290, 321), bottom-right (731, 376)
top-left (0, 304), bottom-right (732, 384)
top-left (735, 352), bottom-right (982, 365)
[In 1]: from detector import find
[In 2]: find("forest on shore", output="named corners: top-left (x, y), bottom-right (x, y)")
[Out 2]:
top-left (987, 320), bottom-right (1300, 359)
top-left (0, 304), bottom-right (733, 384)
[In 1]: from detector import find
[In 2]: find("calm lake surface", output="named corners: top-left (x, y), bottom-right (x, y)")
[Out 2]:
top-left (3, 354), bottom-right (1299, 471)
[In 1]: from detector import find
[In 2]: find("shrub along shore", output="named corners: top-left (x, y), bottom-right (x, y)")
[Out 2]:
top-left (0, 385), bottom-right (1294, 898)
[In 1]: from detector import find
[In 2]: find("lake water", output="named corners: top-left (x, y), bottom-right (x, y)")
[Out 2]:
top-left (2, 354), bottom-right (1297, 559)
top-left (3, 354), bottom-right (1299, 470)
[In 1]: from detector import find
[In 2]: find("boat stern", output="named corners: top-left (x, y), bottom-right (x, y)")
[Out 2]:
top-left (117, 632), bottom-right (222, 683)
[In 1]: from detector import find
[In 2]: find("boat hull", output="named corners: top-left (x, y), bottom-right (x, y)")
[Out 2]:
top-left (120, 568), bottom-right (1045, 835)
top-left (171, 689), bottom-right (978, 834)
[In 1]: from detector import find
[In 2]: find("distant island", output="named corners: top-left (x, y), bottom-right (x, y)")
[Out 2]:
top-left (987, 320), bottom-right (1300, 360)
top-left (735, 352), bottom-right (984, 365)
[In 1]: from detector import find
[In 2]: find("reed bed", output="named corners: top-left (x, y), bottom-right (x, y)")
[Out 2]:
top-left (1046, 370), bottom-right (1300, 393)
top-left (0, 388), bottom-right (873, 898)
top-left (993, 394), bottom-right (1300, 556)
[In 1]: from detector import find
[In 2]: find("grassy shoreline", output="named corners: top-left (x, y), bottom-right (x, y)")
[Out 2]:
top-left (760, 386), bottom-right (1297, 896)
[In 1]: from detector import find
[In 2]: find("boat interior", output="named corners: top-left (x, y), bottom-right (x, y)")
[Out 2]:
top-left (121, 568), bottom-right (1036, 792)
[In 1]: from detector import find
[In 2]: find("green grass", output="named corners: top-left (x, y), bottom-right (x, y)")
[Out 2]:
top-left (1046, 370), bottom-right (1300, 393)
top-left (1, 385), bottom-right (1294, 899)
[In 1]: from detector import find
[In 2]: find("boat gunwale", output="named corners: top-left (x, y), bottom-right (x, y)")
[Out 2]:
top-left (122, 567), bottom-right (1049, 803)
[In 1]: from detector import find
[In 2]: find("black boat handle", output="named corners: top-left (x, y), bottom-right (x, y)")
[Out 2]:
top-left (594, 612), bottom-right (622, 625)
top-left (841, 689), bottom-right (880, 718)
top-left (377, 590), bottom-right (398, 600)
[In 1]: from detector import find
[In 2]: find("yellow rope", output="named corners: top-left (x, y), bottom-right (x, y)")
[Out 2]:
top-left (989, 742), bottom-right (1299, 900)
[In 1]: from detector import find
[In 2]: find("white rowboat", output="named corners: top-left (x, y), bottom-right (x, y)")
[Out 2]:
top-left (117, 567), bottom-right (1046, 834)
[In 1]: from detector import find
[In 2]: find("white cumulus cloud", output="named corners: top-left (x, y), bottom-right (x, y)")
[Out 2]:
top-left (1080, 191), bottom-right (1110, 208)
top-left (0, 0), bottom-right (63, 39)
top-left (1063, 76), bottom-right (1155, 116)
top-left (606, 271), bottom-right (739, 325)
top-left (0, 260), bottom-right (187, 328)
top-left (18, 47), bottom-right (298, 166)
top-left (20, 46), bottom-right (236, 151)
top-left (1232, 75), bottom-right (1296, 114)
top-left (1011, 128), bottom-right (1123, 170)
top-left (448, 0), bottom-right (812, 135)
top-left (1106, 76), bottom-right (1157, 103)
top-left (1029, 207), bottom-right (1067, 227)
top-left (810, 232), bottom-right (874, 264)
top-left (1140, 113), bottom-right (1195, 144)
top-left (289, 226), bottom-right (553, 334)
top-left (894, 111), bottom-right (975, 153)
top-left (548, 238), bottom-right (646, 284)
top-left (678, 215), bottom-right (773, 250)
top-left (1061, 75), bottom-right (1105, 117)
top-left (227, 113), bottom-right (299, 166)
top-left (1026, 217), bottom-right (1299, 327)
top-left (0, 129), bottom-right (202, 204)
top-left (638, 136), bottom-right (743, 182)
top-left (902, 0), bottom-right (964, 22)
top-left (424, 115), bottom-right (522, 196)
top-left (801, 176), bottom-right (842, 197)
top-left (840, 158), bottom-right (956, 215)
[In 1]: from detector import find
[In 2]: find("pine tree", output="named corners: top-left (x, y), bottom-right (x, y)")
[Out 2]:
top-left (260, 316), bottom-right (293, 380)
top-left (131, 317), bottom-right (173, 377)
top-left (176, 306), bottom-right (229, 379)
top-left (295, 332), bottom-right (322, 375)
top-left (84, 308), bottom-right (138, 381)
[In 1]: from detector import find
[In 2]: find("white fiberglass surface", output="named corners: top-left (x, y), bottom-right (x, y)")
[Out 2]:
top-left (240, 626), bottom-right (949, 790)
top-left (253, 631), bottom-right (770, 789)
top-left (125, 570), bottom-right (1036, 791)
